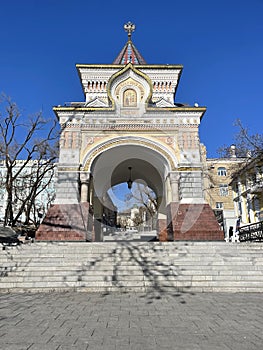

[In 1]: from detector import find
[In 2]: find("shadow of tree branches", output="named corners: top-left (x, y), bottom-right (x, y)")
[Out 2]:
top-left (71, 241), bottom-right (195, 302)
top-left (0, 244), bottom-right (32, 278)
top-left (1, 241), bottom-right (195, 303)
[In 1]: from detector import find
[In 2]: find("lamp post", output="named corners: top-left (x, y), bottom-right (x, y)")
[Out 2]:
top-left (127, 167), bottom-right (133, 189)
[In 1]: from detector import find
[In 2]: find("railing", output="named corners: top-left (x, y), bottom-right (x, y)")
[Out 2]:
top-left (238, 221), bottom-right (263, 242)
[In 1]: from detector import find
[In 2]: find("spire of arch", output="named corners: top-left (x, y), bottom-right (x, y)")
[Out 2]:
top-left (113, 22), bottom-right (147, 65)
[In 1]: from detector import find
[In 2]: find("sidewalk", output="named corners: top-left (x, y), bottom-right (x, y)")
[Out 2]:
top-left (0, 291), bottom-right (262, 349)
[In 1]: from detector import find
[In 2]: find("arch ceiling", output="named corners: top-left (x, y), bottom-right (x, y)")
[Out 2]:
top-left (90, 144), bottom-right (169, 200)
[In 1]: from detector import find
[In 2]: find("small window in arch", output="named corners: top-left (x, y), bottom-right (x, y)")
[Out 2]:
top-left (123, 89), bottom-right (137, 107)
top-left (217, 167), bottom-right (227, 176)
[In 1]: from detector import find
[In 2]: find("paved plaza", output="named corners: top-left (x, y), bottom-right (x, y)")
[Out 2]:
top-left (0, 291), bottom-right (262, 349)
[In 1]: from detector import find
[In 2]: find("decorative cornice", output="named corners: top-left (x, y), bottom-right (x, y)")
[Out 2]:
top-left (53, 106), bottom-right (115, 112)
top-left (147, 106), bottom-right (206, 111)
top-left (63, 123), bottom-right (199, 130)
top-left (53, 106), bottom-right (206, 113)
top-left (76, 64), bottom-right (184, 69)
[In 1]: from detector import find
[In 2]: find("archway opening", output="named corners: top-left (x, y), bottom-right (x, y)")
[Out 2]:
top-left (89, 144), bottom-right (171, 241)
top-left (105, 180), bottom-right (158, 241)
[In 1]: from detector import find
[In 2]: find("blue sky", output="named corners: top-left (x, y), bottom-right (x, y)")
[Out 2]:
top-left (1, 0), bottom-right (262, 157)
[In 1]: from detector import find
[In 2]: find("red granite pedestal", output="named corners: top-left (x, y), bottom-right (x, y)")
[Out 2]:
top-left (36, 203), bottom-right (93, 241)
top-left (157, 218), bottom-right (168, 241)
top-left (165, 202), bottom-right (224, 241)
top-left (36, 202), bottom-right (223, 242)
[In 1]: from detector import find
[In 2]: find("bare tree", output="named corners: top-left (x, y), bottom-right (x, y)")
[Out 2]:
top-left (132, 210), bottom-right (144, 227)
top-left (125, 182), bottom-right (158, 229)
top-left (0, 95), bottom-right (59, 227)
top-left (217, 119), bottom-right (263, 158)
top-left (126, 182), bottom-right (157, 213)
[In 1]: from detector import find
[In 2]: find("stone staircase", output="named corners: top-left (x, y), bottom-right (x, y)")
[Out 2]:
top-left (1, 241), bottom-right (263, 293)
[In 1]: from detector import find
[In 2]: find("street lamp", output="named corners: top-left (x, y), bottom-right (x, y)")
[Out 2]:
top-left (127, 167), bottom-right (133, 189)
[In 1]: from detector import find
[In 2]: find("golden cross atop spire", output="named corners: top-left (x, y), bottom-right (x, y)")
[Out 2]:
top-left (124, 21), bottom-right (135, 41)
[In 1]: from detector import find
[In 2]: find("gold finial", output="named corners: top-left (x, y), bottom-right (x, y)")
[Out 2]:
top-left (124, 21), bottom-right (135, 41)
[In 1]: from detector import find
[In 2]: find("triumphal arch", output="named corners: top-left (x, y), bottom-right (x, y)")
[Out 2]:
top-left (37, 22), bottom-right (223, 241)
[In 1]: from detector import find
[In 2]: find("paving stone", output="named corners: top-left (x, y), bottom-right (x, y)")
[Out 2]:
top-left (0, 292), bottom-right (262, 349)
top-left (2, 344), bottom-right (35, 350)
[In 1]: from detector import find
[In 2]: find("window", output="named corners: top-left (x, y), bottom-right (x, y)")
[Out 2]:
top-left (123, 89), bottom-right (137, 107)
top-left (216, 202), bottom-right (223, 209)
top-left (219, 184), bottom-right (228, 196)
top-left (217, 167), bottom-right (227, 176)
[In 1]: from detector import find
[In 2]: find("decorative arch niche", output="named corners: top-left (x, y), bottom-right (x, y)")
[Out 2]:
top-left (107, 63), bottom-right (152, 114)
top-left (123, 88), bottom-right (137, 107)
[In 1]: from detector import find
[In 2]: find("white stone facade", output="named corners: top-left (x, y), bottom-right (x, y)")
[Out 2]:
top-left (36, 25), bottom-right (227, 242)
top-left (53, 36), bottom-right (208, 228)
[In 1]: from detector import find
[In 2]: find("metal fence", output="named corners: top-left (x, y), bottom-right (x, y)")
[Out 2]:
top-left (238, 221), bottom-right (263, 242)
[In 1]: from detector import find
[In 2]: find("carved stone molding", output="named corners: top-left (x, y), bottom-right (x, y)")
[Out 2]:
top-left (83, 138), bottom-right (177, 172)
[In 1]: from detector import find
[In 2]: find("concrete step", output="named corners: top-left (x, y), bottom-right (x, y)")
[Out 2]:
top-left (1, 241), bottom-right (263, 293)
top-left (1, 280), bottom-right (263, 294)
top-left (2, 272), bottom-right (263, 283)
